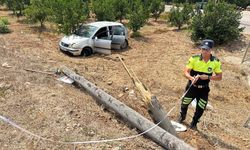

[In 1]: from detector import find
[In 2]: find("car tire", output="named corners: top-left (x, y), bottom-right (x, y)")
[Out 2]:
top-left (81, 47), bottom-right (93, 56)
top-left (120, 40), bottom-right (128, 49)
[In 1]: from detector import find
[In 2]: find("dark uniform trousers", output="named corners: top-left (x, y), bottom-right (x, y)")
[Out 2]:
top-left (180, 84), bottom-right (210, 124)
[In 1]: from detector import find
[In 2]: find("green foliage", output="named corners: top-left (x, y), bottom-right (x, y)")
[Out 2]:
top-left (113, 0), bottom-right (129, 22)
top-left (160, 12), bottom-right (170, 20)
top-left (0, 17), bottom-right (9, 25)
top-left (173, 0), bottom-right (185, 3)
top-left (190, 1), bottom-right (243, 44)
top-left (50, 0), bottom-right (88, 35)
top-left (24, 0), bottom-right (50, 27)
top-left (165, 0), bottom-right (172, 4)
top-left (150, 0), bottom-right (165, 21)
top-left (140, 0), bottom-right (152, 22)
top-left (0, 0), bottom-right (6, 5)
top-left (168, 3), bottom-right (193, 30)
top-left (91, 0), bottom-right (116, 21)
top-left (5, 0), bottom-right (30, 16)
top-left (127, 0), bottom-right (149, 33)
top-left (227, 0), bottom-right (250, 9)
top-left (130, 31), bottom-right (141, 38)
top-left (0, 18), bottom-right (10, 33)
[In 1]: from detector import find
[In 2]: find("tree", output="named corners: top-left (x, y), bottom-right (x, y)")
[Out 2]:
top-left (91, 0), bottom-right (116, 21)
top-left (227, 0), bottom-right (250, 9)
top-left (0, 0), bottom-right (6, 6)
top-left (150, 0), bottom-right (165, 21)
top-left (140, 0), bottom-right (152, 22)
top-left (190, 0), bottom-right (243, 44)
top-left (173, 0), bottom-right (186, 3)
top-left (168, 3), bottom-right (193, 30)
top-left (5, 0), bottom-right (30, 16)
top-left (113, 0), bottom-right (129, 23)
top-left (24, 0), bottom-right (50, 28)
top-left (50, 0), bottom-right (89, 35)
top-left (127, 0), bottom-right (149, 33)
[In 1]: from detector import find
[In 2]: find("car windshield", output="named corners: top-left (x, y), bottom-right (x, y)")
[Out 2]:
top-left (74, 25), bottom-right (98, 38)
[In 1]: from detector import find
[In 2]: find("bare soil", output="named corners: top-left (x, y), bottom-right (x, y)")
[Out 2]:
top-left (0, 9), bottom-right (250, 150)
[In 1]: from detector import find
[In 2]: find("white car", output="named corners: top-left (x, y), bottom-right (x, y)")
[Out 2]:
top-left (59, 21), bottom-right (129, 56)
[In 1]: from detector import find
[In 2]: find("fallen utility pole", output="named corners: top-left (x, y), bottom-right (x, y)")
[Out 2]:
top-left (118, 56), bottom-right (178, 137)
top-left (24, 68), bottom-right (55, 75)
top-left (242, 42), bottom-right (250, 63)
top-left (60, 66), bottom-right (194, 150)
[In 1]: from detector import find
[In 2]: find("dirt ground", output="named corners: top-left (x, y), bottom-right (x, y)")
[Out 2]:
top-left (0, 8), bottom-right (250, 150)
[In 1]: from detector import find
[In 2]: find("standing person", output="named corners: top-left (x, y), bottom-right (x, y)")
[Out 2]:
top-left (178, 39), bottom-right (222, 130)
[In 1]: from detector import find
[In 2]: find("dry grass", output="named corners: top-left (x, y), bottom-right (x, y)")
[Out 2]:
top-left (0, 8), bottom-right (250, 150)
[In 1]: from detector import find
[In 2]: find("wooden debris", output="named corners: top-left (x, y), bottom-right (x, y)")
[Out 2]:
top-left (244, 117), bottom-right (250, 129)
top-left (118, 55), bottom-right (178, 137)
top-left (2, 62), bottom-right (11, 68)
top-left (24, 68), bottom-right (55, 75)
top-left (60, 66), bottom-right (194, 150)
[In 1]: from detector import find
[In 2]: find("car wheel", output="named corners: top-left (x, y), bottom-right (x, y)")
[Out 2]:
top-left (120, 40), bottom-right (128, 49)
top-left (81, 47), bottom-right (93, 56)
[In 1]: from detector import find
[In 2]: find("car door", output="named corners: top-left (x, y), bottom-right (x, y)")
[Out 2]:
top-left (109, 25), bottom-right (126, 50)
top-left (93, 27), bottom-right (112, 54)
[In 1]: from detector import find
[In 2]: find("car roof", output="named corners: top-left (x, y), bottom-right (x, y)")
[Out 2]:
top-left (88, 21), bottom-right (123, 28)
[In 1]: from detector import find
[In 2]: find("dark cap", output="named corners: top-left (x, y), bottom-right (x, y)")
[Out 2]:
top-left (200, 39), bottom-right (214, 50)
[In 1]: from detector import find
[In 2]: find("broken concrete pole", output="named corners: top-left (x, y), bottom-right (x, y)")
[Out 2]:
top-left (60, 66), bottom-right (194, 150)
top-left (148, 96), bottom-right (178, 136)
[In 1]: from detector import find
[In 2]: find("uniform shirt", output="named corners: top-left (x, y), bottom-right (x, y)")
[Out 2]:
top-left (186, 54), bottom-right (222, 85)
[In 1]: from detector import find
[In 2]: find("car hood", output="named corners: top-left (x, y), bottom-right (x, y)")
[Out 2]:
top-left (61, 34), bottom-right (89, 44)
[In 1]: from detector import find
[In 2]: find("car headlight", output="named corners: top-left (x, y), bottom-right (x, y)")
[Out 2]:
top-left (69, 43), bottom-right (76, 48)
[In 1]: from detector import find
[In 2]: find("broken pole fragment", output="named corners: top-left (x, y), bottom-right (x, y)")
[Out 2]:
top-left (148, 96), bottom-right (178, 136)
top-left (60, 66), bottom-right (194, 150)
top-left (118, 55), bottom-right (178, 136)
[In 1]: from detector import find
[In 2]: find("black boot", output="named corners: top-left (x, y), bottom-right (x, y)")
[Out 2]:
top-left (177, 114), bottom-right (186, 123)
top-left (190, 120), bottom-right (198, 130)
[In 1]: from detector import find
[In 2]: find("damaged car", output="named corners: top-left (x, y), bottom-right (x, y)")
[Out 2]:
top-left (59, 21), bottom-right (129, 56)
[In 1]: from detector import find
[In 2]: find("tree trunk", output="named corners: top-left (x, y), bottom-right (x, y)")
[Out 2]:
top-left (60, 66), bottom-right (194, 150)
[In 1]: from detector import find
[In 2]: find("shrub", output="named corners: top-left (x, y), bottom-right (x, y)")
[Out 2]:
top-left (190, 1), bottom-right (244, 44)
top-left (127, 0), bottom-right (149, 33)
top-left (0, 20), bottom-right (10, 33)
top-left (168, 3), bottom-right (193, 30)
top-left (5, 0), bottom-right (30, 17)
top-left (50, 0), bottom-right (88, 35)
top-left (150, 0), bottom-right (165, 21)
top-left (24, 0), bottom-right (50, 28)
top-left (227, 0), bottom-right (250, 9)
top-left (113, 0), bottom-right (129, 23)
top-left (91, 0), bottom-right (116, 21)
top-left (0, 17), bottom-right (9, 25)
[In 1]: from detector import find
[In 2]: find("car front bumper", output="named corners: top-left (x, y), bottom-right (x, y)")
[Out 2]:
top-left (59, 43), bottom-right (82, 56)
